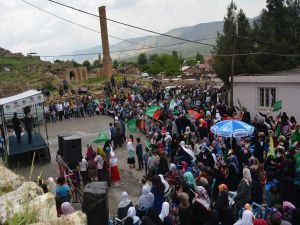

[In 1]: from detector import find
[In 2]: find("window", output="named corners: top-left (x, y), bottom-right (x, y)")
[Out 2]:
top-left (258, 87), bottom-right (276, 107)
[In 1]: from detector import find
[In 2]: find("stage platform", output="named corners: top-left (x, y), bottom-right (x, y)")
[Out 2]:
top-left (8, 132), bottom-right (50, 162)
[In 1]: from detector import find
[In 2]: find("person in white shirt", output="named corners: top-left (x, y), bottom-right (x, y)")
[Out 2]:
top-left (94, 153), bottom-right (104, 182)
top-left (79, 157), bottom-right (88, 186)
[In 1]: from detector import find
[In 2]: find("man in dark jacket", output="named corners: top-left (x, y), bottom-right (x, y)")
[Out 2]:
top-left (12, 112), bottom-right (22, 143)
top-left (23, 113), bottom-right (33, 144)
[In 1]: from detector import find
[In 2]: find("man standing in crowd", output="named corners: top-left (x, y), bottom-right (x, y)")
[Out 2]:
top-left (12, 112), bottom-right (22, 143)
top-left (23, 112), bottom-right (33, 144)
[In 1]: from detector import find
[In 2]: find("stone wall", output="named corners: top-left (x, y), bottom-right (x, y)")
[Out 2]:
top-left (0, 163), bottom-right (87, 225)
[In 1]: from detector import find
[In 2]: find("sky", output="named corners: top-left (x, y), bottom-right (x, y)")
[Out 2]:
top-left (0, 0), bottom-right (266, 56)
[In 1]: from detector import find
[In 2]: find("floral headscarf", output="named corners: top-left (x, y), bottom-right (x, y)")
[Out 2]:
top-left (195, 186), bottom-right (211, 210)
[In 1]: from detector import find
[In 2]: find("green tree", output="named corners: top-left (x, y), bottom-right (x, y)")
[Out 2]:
top-left (113, 60), bottom-right (119, 69)
top-left (195, 52), bottom-right (204, 62)
top-left (92, 59), bottom-right (101, 69)
top-left (72, 60), bottom-right (81, 68)
top-left (212, 2), bottom-right (253, 84)
top-left (82, 60), bottom-right (91, 71)
top-left (137, 53), bottom-right (148, 66)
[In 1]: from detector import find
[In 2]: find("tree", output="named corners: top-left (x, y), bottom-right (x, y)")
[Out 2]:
top-left (137, 53), bottom-right (148, 66)
top-left (252, 0), bottom-right (300, 72)
top-left (72, 60), bottom-right (81, 68)
top-left (92, 60), bottom-right (101, 69)
top-left (195, 52), bottom-right (204, 63)
top-left (113, 60), bottom-right (119, 69)
top-left (82, 60), bottom-right (91, 71)
top-left (212, 2), bottom-right (253, 84)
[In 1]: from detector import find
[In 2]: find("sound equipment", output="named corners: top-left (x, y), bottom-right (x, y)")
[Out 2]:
top-left (57, 134), bottom-right (71, 155)
top-left (62, 135), bottom-right (82, 164)
top-left (82, 182), bottom-right (109, 225)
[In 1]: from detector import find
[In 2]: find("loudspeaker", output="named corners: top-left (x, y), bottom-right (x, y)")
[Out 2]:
top-left (58, 134), bottom-right (71, 155)
top-left (62, 135), bottom-right (82, 164)
top-left (82, 182), bottom-right (109, 225)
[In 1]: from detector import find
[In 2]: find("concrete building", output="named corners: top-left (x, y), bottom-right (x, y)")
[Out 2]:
top-left (233, 68), bottom-right (300, 120)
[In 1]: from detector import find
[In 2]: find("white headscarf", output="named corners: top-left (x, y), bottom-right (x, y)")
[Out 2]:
top-left (159, 202), bottom-right (170, 221)
top-left (159, 174), bottom-right (170, 194)
top-left (169, 163), bottom-right (176, 172)
top-left (243, 168), bottom-right (252, 186)
top-left (61, 202), bottom-right (75, 215)
top-left (127, 141), bottom-right (133, 152)
top-left (195, 186), bottom-right (211, 210)
top-left (47, 177), bottom-right (56, 194)
top-left (138, 185), bottom-right (154, 209)
top-left (234, 210), bottom-right (254, 225)
top-left (118, 191), bottom-right (131, 208)
top-left (127, 207), bottom-right (140, 224)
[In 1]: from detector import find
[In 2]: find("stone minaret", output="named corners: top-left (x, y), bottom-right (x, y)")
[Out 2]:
top-left (99, 6), bottom-right (112, 76)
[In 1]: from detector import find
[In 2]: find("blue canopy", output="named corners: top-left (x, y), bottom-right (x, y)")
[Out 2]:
top-left (210, 120), bottom-right (254, 138)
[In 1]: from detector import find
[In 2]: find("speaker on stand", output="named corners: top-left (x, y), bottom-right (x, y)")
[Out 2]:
top-left (82, 182), bottom-right (109, 225)
top-left (61, 135), bottom-right (82, 166)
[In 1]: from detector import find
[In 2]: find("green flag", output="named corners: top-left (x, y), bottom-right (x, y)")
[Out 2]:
top-left (127, 118), bottom-right (137, 133)
top-left (172, 109), bottom-right (181, 115)
top-left (144, 140), bottom-right (152, 149)
top-left (290, 128), bottom-right (300, 146)
top-left (169, 99), bottom-right (177, 110)
top-left (93, 131), bottom-right (108, 144)
top-left (202, 104), bottom-right (208, 112)
top-left (272, 100), bottom-right (282, 112)
top-left (146, 105), bottom-right (161, 118)
top-left (296, 152), bottom-right (300, 169)
top-left (267, 135), bottom-right (276, 159)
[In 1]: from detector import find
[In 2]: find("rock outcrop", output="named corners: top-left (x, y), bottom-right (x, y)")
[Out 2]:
top-left (0, 163), bottom-right (87, 225)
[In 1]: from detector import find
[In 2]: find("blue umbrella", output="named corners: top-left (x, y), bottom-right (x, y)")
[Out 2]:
top-left (210, 120), bottom-right (254, 138)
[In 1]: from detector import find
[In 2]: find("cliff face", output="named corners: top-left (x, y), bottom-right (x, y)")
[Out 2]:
top-left (0, 163), bottom-right (87, 225)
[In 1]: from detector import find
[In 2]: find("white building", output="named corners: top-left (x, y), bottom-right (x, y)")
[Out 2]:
top-left (233, 68), bottom-right (300, 121)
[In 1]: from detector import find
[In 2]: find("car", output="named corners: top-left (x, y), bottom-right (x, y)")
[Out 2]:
top-left (141, 72), bottom-right (149, 78)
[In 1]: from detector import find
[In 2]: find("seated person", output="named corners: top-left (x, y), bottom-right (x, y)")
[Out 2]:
top-left (118, 191), bottom-right (133, 220)
top-left (137, 185), bottom-right (154, 212)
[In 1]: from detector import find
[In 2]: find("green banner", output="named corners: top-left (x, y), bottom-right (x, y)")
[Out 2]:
top-left (272, 100), bottom-right (282, 112)
top-left (127, 118), bottom-right (137, 133)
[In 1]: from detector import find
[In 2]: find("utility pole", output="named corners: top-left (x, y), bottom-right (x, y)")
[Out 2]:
top-left (230, 13), bottom-right (238, 108)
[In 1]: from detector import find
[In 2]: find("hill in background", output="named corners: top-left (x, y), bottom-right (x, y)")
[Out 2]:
top-left (61, 20), bottom-right (224, 62)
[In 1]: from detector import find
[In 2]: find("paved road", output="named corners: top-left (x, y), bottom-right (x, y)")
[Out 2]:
top-left (15, 115), bottom-right (146, 216)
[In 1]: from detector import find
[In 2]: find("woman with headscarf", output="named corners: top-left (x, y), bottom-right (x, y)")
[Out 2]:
top-left (234, 168), bottom-right (252, 219)
top-left (138, 185), bottom-right (154, 211)
top-left (166, 163), bottom-right (177, 186)
top-left (159, 202), bottom-right (172, 225)
top-left (110, 150), bottom-right (120, 187)
top-left (61, 202), bottom-right (75, 216)
top-left (214, 184), bottom-right (234, 225)
top-left (127, 207), bottom-right (141, 225)
top-left (47, 177), bottom-right (57, 195)
top-left (159, 174), bottom-right (170, 197)
top-left (178, 192), bottom-right (191, 225)
top-left (191, 186), bottom-right (212, 225)
top-left (183, 172), bottom-right (196, 201)
top-left (86, 144), bottom-right (97, 182)
top-left (118, 192), bottom-right (133, 220)
top-left (127, 139), bottom-right (136, 169)
top-left (151, 175), bottom-right (165, 213)
top-left (234, 204), bottom-right (254, 225)
top-left (282, 201), bottom-right (295, 223)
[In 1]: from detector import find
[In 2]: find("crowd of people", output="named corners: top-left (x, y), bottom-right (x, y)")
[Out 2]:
top-left (39, 78), bottom-right (300, 225)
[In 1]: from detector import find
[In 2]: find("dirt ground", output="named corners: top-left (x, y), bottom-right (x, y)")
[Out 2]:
top-left (15, 115), bottom-right (147, 217)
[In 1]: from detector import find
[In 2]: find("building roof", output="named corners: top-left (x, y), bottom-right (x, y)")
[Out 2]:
top-left (0, 90), bottom-right (42, 105)
top-left (233, 68), bottom-right (300, 83)
top-left (181, 66), bottom-right (191, 71)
